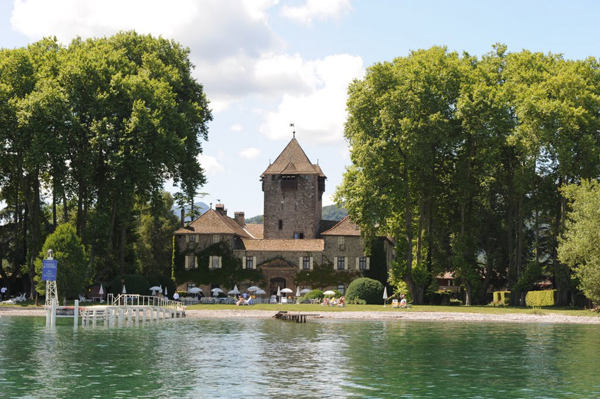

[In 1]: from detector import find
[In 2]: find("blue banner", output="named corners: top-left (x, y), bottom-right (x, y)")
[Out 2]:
top-left (42, 259), bottom-right (58, 281)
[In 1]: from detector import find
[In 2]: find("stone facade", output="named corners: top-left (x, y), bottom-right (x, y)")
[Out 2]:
top-left (173, 137), bottom-right (394, 295)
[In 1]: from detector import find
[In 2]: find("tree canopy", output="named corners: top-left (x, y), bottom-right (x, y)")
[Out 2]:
top-left (336, 45), bottom-right (600, 305)
top-left (0, 31), bottom-right (211, 297)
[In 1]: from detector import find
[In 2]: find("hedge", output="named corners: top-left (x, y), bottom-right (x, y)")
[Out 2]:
top-left (492, 291), bottom-right (510, 306)
top-left (525, 290), bottom-right (556, 307)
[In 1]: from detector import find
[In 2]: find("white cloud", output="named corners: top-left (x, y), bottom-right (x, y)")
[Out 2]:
top-left (322, 194), bottom-right (335, 207)
top-left (239, 147), bottom-right (261, 160)
top-left (259, 53), bottom-right (364, 144)
top-left (198, 154), bottom-right (224, 176)
top-left (230, 123), bottom-right (243, 132)
top-left (280, 0), bottom-right (353, 25)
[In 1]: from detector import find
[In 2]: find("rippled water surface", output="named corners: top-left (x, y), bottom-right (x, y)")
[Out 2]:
top-left (1, 316), bottom-right (600, 398)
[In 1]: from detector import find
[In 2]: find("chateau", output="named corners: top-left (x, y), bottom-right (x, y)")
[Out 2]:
top-left (173, 137), bottom-right (394, 296)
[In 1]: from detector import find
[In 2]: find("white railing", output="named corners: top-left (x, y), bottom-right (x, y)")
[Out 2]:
top-left (107, 294), bottom-right (186, 311)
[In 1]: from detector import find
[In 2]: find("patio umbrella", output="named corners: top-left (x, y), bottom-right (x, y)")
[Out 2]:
top-left (164, 287), bottom-right (168, 297)
top-left (247, 286), bottom-right (260, 292)
top-left (122, 285), bottom-right (127, 294)
top-left (99, 284), bottom-right (104, 295)
top-left (255, 289), bottom-right (266, 295)
top-left (280, 288), bottom-right (293, 294)
top-left (296, 286), bottom-right (301, 297)
top-left (323, 290), bottom-right (336, 296)
top-left (383, 286), bottom-right (388, 307)
top-left (300, 288), bottom-right (312, 294)
top-left (229, 285), bottom-right (240, 295)
top-left (188, 287), bottom-right (202, 294)
top-left (211, 288), bottom-right (224, 296)
top-left (276, 286), bottom-right (281, 297)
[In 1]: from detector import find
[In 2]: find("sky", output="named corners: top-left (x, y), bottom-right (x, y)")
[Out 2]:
top-left (2, 0), bottom-right (600, 218)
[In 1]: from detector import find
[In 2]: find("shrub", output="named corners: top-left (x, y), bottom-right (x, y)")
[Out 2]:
top-left (525, 290), bottom-right (556, 307)
top-left (346, 278), bottom-right (384, 304)
top-left (492, 291), bottom-right (510, 306)
top-left (449, 298), bottom-right (462, 306)
top-left (348, 298), bottom-right (367, 305)
top-left (304, 290), bottom-right (324, 300)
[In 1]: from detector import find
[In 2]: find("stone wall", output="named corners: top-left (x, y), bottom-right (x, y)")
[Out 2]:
top-left (263, 174), bottom-right (322, 239)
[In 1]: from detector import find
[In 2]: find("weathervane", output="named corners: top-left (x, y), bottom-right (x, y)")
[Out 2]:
top-left (290, 123), bottom-right (295, 138)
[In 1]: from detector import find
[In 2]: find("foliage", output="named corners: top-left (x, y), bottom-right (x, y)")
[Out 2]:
top-left (295, 260), bottom-right (358, 289)
top-left (559, 180), bottom-right (600, 306)
top-left (34, 224), bottom-right (89, 299)
top-left (525, 290), bottom-right (556, 307)
top-left (492, 291), bottom-right (511, 306)
top-left (336, 44), bottom-right (600, 306)
top-left (304, 290), bottom-right (324, 300)
top-left (346, 277), bottom-right (384, 304)
top-left (0, 31), bottom-right (212, 297)
top-left (110, 274), bottom-right (150, 295)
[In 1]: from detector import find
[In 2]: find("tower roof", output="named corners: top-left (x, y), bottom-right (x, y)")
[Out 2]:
top-left (261, 138), bottom-right (326, 177)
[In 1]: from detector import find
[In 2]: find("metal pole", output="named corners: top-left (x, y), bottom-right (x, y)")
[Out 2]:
top-left (51, 298), bottom-right (57, 328)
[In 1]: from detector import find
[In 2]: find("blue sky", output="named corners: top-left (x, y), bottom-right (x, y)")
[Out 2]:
top-left (2, 0), bottom-right (600, 217)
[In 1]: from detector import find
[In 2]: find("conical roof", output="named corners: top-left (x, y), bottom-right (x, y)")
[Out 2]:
top-left (261, 138), bottom-right (325, 177)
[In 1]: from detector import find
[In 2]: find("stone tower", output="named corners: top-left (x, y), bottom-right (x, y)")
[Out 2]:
top-left (261, 138), bottom-right (326, 239)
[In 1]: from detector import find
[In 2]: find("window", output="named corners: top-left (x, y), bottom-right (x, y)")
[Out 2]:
top-left (337, 256), bottom-right (346, 270)
top-left (278, 220), bottom-right (283, 230)
top-left (303, 256), bottom-right (310, 270)
top-left (246, 256), bottom-right (254, 270)
top-left (189, 234), bottom-right (196, 242)
top-left (212, 235), bottom-right (220, 243)
top-left (186, 255), bottom-right (196, 270)
top-left (209, 256), bottom-right (222, 269)
top-left (359, 257), bottom-right (368, 270)
top-left (338, 236), bottom-right (345, 250)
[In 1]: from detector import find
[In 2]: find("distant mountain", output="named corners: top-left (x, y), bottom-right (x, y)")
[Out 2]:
top-left (171, 202), bottom-right (209, 223)
top-left (245, 204), bottom-right (347, 225)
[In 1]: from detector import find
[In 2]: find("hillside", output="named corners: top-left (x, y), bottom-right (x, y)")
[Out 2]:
top-left (245, 204), bottom-right (347, 224)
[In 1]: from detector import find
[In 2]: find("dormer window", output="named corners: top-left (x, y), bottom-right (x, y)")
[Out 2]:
top-left (213, 235), bottom-right (220, 243)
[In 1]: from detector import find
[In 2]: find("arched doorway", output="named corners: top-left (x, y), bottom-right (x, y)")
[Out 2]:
top-left (270, 277), bottom-right (286, 296)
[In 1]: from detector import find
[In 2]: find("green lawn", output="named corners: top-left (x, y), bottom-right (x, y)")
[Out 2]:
top-left (184, 303), bottom-right (599, 317)
top-left (3, 300), bottom-right (597, 318)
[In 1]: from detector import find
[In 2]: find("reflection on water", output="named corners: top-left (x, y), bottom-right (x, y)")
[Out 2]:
top-left (1, 316), bottom-right (600, 398)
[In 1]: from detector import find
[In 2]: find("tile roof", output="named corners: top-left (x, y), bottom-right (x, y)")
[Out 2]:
top-left (173, 209), bottom-right (252, 238)
top-left (244, 224), bottom-right (264, 239)
top-left (320, 216), bottom-right (362, 236)
top-left (241, 239), bottom-right (324, 252)
top-left (261, 138), bottom-right (326, 177)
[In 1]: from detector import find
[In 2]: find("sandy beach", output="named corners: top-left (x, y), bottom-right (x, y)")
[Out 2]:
top-left (3, 306), bottom-right (600, 325)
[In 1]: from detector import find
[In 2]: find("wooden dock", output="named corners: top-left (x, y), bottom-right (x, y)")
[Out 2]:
top-left (273, 311), bottom-right (319, 323)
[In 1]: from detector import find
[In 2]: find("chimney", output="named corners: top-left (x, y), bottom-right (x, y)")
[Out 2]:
top-left (180, 207), bottom-right (185, 227)
top-left (215, 203), bottom-right (227, 216)
top-left (234, 212), bottom-right (245, 226)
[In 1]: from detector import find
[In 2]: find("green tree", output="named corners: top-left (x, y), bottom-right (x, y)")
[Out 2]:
top-left (558, 180), bottom-right (600, 306)
top-left (135, 191), bottom-right (180, 277)
top-left (34, 223), bottom-right (89, 300)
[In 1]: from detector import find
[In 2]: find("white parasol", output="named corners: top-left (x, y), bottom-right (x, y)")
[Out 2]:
top-left (323, 290), bottom-right (336, 296)
top-left (229, 285), bottom-right (240, 295)
top-left (255, 289), bottom-right (266, 295)
top-left (300, 288), bottom-right (312, 294)
top-left (383, 286), bottom-right (388, 307)
top-left (296, 286), bottom-right (301, 297)
top-left (122, 284), bottom-right (127, 294)
top-left (188, 287), bottom-right (202, 294)
top-left (247, 286), bottom-right (260, 292)
top-left (99, 284), bottom-right (104, 295)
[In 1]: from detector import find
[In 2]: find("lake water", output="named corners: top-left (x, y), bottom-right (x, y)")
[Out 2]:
top-left (1, 316), bottom-right (599, 398)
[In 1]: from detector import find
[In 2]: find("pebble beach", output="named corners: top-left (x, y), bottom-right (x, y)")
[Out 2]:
top-left (2, 306), bottom-right (600, 325)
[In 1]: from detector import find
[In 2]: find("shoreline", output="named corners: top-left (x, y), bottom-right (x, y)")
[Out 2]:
top-left (2, 306), bottom-right (600, 325)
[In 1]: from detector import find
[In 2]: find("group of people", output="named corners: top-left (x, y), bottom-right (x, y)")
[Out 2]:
top-left (321, 296), bottom-right (345, 307)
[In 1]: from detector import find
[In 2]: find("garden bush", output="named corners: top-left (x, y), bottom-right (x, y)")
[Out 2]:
top-left (492, 291), bottom-right (510, 306)
top-left (346, 278), bottom-right (384, 304)
top-left (525, 290), bottom-right (556, 307)
top-left (304, 290), bottom-right (324, 300)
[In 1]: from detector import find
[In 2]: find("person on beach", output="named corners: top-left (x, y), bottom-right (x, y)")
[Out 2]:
top-left (236, 296), bottom-right (245, 306)
top-left (173, 292), bottom-right (179, 301)
top-left (0, 286), bottom-right (6, 300)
